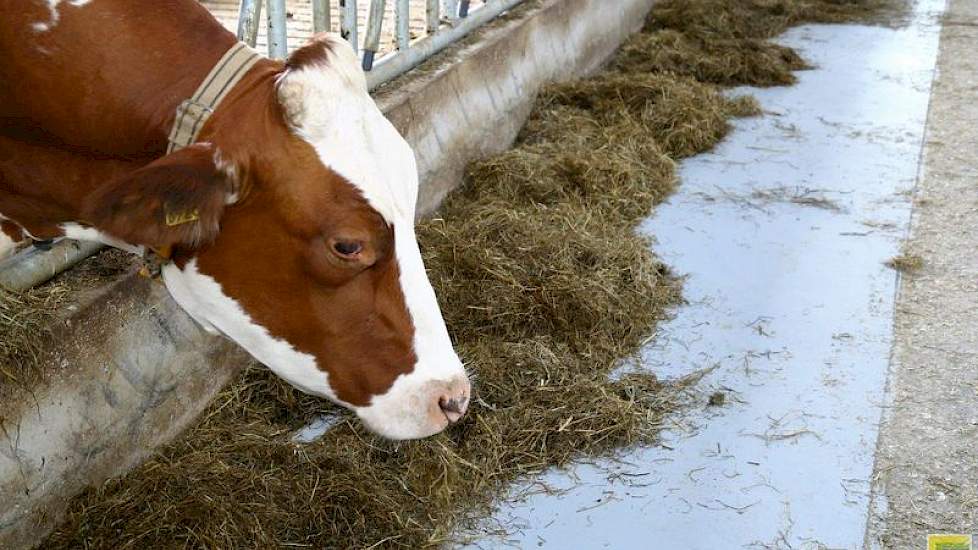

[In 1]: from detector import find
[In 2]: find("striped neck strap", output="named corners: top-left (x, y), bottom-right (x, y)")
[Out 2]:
top-left (166, 42), bottom-right (262, 153)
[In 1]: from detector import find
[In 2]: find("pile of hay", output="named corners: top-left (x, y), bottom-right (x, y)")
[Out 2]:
top-left (46, 0), bottom-right (884, 547)
top-left (617, 0), bottom-right (888, 86)
top-left (0, 285), bottom-right (71, 392)
top-left (0, 249), bottom-right (133, 404)
top-left (886, 252), bottom-right (924, 273)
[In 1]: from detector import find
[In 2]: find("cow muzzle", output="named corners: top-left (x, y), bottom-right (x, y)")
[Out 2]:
top-left (355, 370), bottom-right (471, 440)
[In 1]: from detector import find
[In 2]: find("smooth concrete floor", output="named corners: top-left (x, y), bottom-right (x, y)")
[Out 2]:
top-left (471, 1), bottom-right (950, 548)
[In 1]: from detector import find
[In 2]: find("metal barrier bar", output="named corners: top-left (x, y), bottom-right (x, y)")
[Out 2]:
top-left (237, 0), bottom-right (262, 47)
top-left (443, 0), bottom-right (459, 24)
top-left (312, 0), bottom-right (330, 34)
top-left (265, 0), bottom-right (288, 58)
top-left (0, 239), bottom-right (103, 293)
top-left (396, 0), bottom-right (410, 51)
top-left (366, 0), bottom-right (523, 90)
top-left (361, 0), bottom-right (386, 71)
top-left (341, 0), bottom-right (358, 53)
top-left (426, 0), bottom-right (439, 34)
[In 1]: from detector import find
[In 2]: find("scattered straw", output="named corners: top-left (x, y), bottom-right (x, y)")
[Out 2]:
top-left (45, 0), bottom-right (886, 547)
top-left (886, 252), bottom-right (924, 273)
top-left (0, 249), bottom-right (134, 405)
top-left (708, 391), bottom-right (727, 407)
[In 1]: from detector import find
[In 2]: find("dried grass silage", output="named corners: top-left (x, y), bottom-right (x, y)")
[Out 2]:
top-left (0, 249), bottom-right (134, 404)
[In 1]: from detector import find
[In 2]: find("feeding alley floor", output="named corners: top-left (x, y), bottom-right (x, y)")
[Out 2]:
top-left (473, 0), bottom-right (978, 548)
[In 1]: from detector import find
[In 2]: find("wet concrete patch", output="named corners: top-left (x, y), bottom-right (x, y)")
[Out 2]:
top-left (473, 1), bottom-right (946, 547)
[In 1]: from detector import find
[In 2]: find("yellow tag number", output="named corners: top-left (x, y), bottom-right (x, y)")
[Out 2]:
top-left (164, 208), bottom-right (200, 227)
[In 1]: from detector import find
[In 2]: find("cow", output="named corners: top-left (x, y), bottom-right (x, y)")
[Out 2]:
top-left (0, 0), bottom-right (471, 440)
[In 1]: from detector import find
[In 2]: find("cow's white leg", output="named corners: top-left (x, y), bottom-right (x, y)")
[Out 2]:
top-left (0, 230), bottom-right (18, 261)
top-left (0, 215), bottom-right (25, 261)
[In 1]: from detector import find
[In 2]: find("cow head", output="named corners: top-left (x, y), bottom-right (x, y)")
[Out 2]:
top-left (81, 35), bottom-right (470, 440)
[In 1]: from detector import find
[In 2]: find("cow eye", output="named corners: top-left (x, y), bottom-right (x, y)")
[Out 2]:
top-left (332, 239), bottom-right (363, 257)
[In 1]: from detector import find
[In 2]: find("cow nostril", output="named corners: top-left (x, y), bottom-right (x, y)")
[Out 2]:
top-left (439, 397), bottom-right (461, 414)
top-left (438, 396), bottom-right (468, 423)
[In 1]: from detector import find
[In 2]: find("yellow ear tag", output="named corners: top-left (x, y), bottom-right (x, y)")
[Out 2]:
top-left (164, 208), bottom-right (200, 227)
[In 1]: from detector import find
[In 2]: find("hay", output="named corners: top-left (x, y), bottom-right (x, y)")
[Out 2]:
top-left (617, 0), bottom-right (890, 87)
top-left (0, 249), bottom-right (134, 404)
top-left (647, 0), bottom-right (886, 40)
top-left (614, 31), bottom-right (809, 87)
top-left (0, 285), bottom-right (70, 388)
top-left (886, 252), bottom-right (923, 273)
top-left (45, 0), bottom-right (885, 547)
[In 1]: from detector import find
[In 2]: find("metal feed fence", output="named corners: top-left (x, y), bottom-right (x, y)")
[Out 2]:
top-left (236, 0), bottom-right (523, 89)
top-left (0, 0), bottom-right (525, 291)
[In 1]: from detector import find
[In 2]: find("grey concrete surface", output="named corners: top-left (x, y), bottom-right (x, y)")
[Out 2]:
top-left (0, 277), bottom-right (249, 549)
top-left (470, 2), bottom-right (951, 548)
top-left (865, 0), bottom-right (978, 546)
top-left (0, 1), bottom-right (659, 547)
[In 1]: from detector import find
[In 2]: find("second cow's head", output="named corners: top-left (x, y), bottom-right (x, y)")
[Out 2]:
top-left (82, 35), bottom-right (469, 440)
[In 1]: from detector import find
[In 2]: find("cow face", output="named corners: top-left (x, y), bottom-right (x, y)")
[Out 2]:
top-left (81, 35), bottom-right (470, 440)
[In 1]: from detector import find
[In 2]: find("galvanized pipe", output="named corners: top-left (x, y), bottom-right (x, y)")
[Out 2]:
top-left (0, 240), bottom-right (104, 293)
top-left (341, 0), bottom-right (358, 53)
top-left (236, 0), bottom-right (262, 47)
top-left (312, 0), bottom-right (331, 34)
top-left (265, 0), bottom-right (288, 59)
top-left (367, 0), bottom-right (523, 90)
top-left (443, 0), bottom-right (459, 23)
top-left (395, 0), bottom-right (410, 51)
top-left (425, 0), bottom-right (439, 34)
top-left (361, 0), bottom-right (387, 70)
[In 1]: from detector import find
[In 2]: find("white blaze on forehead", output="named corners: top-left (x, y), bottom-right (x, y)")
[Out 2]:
top-left (162, 259), bottom-right (338, 399)
top-left (277, 35), bottom-right (457, 349)
top-left (276, 35), bottom-right (416, 223)
top-left (33, 0), bottom-right (91, 32)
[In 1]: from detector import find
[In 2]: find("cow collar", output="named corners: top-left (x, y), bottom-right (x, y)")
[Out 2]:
top-left (166, 42), bottom-right (262, 153)
top-left (144, 42), bottom-right (260, 278)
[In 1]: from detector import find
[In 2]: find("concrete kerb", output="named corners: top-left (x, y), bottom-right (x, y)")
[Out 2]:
top-left (0, 0), bottom-right (656, 547)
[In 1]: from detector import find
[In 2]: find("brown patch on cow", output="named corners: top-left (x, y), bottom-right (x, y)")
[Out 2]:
top-left (0, 188), bottom-right (72, 239)
top-left (0, 220), bottom-right (24, 243)
top-left (81, 143), bottom-right (232, 248)
top-left (284, 33), bottom-right (340, 71)
top-left (0, 134), bottom-right (145, 237)
top-left (0, 0), bottom-right (237, 156)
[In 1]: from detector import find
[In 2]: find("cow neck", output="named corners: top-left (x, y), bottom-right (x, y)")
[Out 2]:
top-left (167, 42), bottom-right (263, 154)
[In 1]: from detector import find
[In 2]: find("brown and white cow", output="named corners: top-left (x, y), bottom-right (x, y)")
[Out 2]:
top-left (0, 0), bottom-right (470, 439)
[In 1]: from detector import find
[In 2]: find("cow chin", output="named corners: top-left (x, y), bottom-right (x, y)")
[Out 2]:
top-left (354, 363), bottom-right (471, 440)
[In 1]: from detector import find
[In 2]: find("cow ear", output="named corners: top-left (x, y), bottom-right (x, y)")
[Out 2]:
top-left (81, 143), bottom-right (235, 249)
